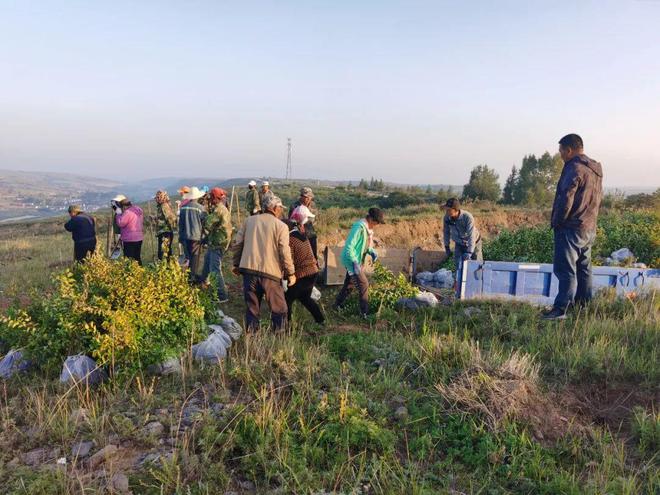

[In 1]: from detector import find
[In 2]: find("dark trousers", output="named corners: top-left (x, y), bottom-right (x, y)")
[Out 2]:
top-left (553, 228), bottom-right (595, 312)
top-left (183, 240), bottom-right (203, 282)
top-left (308, 236), bottom-right (318, 261)
top-left (74, 239), bottom-right (96, 262)
top-left (243, 274), bottom-right (288, 331)
top-left (334, 270), bottom-right (370, 316)
top-left (157, 232), bottom-right (174, 260)
top-left (285, 274), bottom-right (324, 324)
top-left (202, 248), bottom-right (228, 301)
top-left (123, 241), bottom-right (142, 265)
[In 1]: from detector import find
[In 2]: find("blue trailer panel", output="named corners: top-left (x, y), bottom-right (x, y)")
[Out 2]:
top-left (459, 260), bottom-right (660, 305)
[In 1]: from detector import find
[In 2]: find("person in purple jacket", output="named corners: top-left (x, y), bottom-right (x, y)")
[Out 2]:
top-left (114, 197), bottom-right (144, 265)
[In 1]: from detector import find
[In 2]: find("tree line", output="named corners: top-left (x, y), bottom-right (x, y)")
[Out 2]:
top-left (462, 152), bottom-right (564, 206)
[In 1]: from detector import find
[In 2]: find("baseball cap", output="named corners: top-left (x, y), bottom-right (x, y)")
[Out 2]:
top-left (443, 198), bottom-right (461, 209)
top-left (263, 195), bottom-right (285, 210)
top-left (300, 187), bottom-right (314, 198)
top-left (248, 180), bottom-right (257, 187)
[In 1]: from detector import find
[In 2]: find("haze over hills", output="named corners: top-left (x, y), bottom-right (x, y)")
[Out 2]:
top-left (0, 169), bottom-right (655, 223)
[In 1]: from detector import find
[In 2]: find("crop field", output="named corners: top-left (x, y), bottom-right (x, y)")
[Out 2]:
top-left (0, 199), bottom-right (658, 494)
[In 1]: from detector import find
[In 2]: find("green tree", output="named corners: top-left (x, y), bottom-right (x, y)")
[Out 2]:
top-left (462, 165), bottom-right (501, 202)
top-left (517, 152), bottom-right (563, 206)
top-left (502, 165), bottom-right (519, 204)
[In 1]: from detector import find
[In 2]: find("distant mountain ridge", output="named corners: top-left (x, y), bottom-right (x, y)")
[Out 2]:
top-left (0, 169), bottom-right (655, 223)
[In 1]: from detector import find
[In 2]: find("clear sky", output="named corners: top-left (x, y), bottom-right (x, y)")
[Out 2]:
top-left (1, 0), bottom-right (659, 187)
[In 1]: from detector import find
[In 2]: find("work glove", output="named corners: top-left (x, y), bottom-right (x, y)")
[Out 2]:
top-left (462, 252), bottom-right (471, 261)
top-left (444, 245), bottom-right (452, 256)
top-left (369, 251), bottom-right (378, 263)
top-left (287, 274), bottom-right (297, 287)
top-left (352, 262), bottom-right (362, 275)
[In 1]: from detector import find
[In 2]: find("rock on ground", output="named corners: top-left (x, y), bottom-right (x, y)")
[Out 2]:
top-left (88, 444), bottom-right (118, 469)
top-left (111, 472), bottom-right (130, 493)
top-left (71, 440), bottom-right (94, 458)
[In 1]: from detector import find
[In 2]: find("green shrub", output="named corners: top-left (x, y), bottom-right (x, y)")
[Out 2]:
top-left (593, 211), bottom-right (660, 267)
top-left (0, 254), bottom-right (206, 376)
top-left (369, 262), bottom-right (419, 311)
top-left (483, 211), bottom-right (660, 267)
top-left (483, 225), bottom-right (554, 263)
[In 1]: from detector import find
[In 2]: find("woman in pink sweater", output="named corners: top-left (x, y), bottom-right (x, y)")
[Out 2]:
top-left (114, 198), bottom-right (144, 265)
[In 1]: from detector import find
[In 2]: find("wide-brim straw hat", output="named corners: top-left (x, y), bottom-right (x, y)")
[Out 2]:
top-left (183, 186), bottom-right (205, 200)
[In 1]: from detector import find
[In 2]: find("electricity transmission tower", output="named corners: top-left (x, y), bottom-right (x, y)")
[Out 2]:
top-left (285, 138), bottom-right (292, 180)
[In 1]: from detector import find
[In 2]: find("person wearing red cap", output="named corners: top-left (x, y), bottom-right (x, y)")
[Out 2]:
top-left (202, 187), bottom-right (232, 302)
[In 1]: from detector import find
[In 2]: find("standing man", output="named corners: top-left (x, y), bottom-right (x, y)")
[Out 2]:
top-left (202, 187), bottom-right (232, 303)
top-left (64, 205), bottom-right (97, 262)
top-left (259, 181), bottom-right (274, 209)
top-left (179, 186), bottom-right (207, 281)
top-left (289, 187), bottom-right (318, 260)
top-left (333, 207), bottom-right (385, 318)
top-left (154, 190), bottom-right (177, 260)
top-left (543, 134), bottom-right (603, 320)
top-left (443, 198), bottom-right (482, 272)
top-left (232, 195), bottom-right (296, 331)
top-left (245, 180), bottom-right (260, 216)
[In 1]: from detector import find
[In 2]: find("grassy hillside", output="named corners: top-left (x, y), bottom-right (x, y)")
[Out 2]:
top-left (0, 205), bottom-right (658, 494)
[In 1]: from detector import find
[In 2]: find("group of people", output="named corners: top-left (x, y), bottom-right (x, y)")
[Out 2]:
top-left (64, 132), bottom-right (603, 326)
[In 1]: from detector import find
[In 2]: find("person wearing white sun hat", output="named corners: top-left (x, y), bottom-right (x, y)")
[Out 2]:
top-left (245, 180), bottom-right (260, 215)
top-left (178, 186), bottom-right (207, 281)
top-left (259, 181), bottom-right (274, 211)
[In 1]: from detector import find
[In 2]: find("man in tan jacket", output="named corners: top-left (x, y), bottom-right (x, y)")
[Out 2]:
top-left (232, 195), bottom-right (296, 331)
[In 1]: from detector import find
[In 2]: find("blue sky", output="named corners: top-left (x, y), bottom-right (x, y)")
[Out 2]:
top-left (1, 0), bottom-right (659, 187)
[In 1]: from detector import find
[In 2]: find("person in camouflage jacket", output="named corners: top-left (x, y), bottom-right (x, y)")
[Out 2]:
top-left (202, 187), bottom-right (232, 302)
top-left (155, 190), bottom-right (177, 260)
top-left (245, 180), bottom-right (260, 215)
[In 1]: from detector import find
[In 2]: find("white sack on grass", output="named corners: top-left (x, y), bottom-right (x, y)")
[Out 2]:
top-left (60, 355), bottom-right (106, 385)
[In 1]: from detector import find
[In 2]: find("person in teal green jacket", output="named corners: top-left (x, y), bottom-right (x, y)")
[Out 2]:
top-left (333, 208), bottom-right (385, 317)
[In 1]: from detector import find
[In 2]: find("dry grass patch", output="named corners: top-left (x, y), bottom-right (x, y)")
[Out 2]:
top-left (436, 347), bottom-right (582, 442)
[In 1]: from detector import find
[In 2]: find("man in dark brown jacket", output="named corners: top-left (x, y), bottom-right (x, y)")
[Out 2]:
top-left (543, 134), bottom-right (603, 320)
top-left (232, 195), bottom-right (296, 331)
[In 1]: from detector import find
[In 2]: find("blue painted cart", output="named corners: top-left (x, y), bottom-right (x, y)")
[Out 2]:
top-left (458, 260), bottom-right (660, 305)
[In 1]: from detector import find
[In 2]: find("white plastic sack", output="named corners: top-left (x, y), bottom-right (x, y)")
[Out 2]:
top-left (60, 355), bottom-right (106, 385)
top-left (0, 349), bottom-right (30, 379)
top-left (207, 325), bottom-right (232, 348)
top-left (147, 357), bottom-right (182, 375)
top-left (433, 269), bottom-right (454, 288)
top-left (311, 287), bottom-right (322, 302)
top-left (415, 271), bottom-right (434, 283)
top-left (220, 316), bottom-right (243, 341)
top-left (415, 291), bottom-right (438, 307)
top-left (611, 248), bottom-right (634, 263)
top-left (192, 333), bottom-right (227, 363)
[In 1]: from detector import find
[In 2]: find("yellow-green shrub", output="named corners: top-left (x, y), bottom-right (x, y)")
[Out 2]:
top-left (0, 254), bottom-right (206, 376)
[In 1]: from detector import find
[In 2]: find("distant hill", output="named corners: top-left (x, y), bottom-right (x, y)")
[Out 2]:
top-left (0, 169), bottom-right (656, 223)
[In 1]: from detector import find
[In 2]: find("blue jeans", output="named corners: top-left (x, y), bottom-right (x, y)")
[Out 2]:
top-left (553, 228), bottom-right (596, 311)
top-left (202, 248), bottom-right (228, 301)
top-left (454, 239), bottom-right (483, 286)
